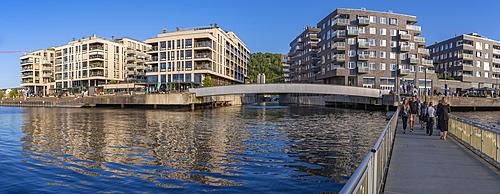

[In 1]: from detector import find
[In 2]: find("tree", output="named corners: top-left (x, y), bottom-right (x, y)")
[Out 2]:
top-left (0, 91), bottom-right (3, 99)
top-left (9, 89), bottom-right (18, 98)
top-left (203, 76), bottom-right (213, 87)
top-left (248, 52), bottom-right (285, 83)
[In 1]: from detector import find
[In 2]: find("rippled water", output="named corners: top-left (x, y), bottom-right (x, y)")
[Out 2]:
top-left (0, 103), bottom-right (387, 193)
top-left (452, 111), bottom-right (500, 128)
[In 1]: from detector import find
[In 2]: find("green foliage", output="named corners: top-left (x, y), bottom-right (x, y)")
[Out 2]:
top-left (0, 91), bottom-right (3, 99)
top-left (9, 89), bottom-right (18, 98)
top-left (436, 73), bottom-right (440, 79)
top-left (249, 52), bottom-right (284, 83)
top-left (203, 76), bottom-right (213, 87)
top-left (446, 76), bottom-right (455, 80)
top-left (108, 80), bottom-right (116, 84)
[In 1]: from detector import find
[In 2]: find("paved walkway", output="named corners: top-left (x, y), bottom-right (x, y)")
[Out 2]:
top-left (384, 120), bottom-right (500, 194)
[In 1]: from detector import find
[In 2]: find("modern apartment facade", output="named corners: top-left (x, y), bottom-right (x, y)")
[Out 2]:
top-left (288, 27), bottom-right (321, 83)
top-left (289, 9), bottom-right (436, 93)
top-left (52, 35), bottom-right (128, 93)
top-left (118, 37), bottom-right (151, 83)
top-left (281, 54), bottom-right (291, 83)
top-left (20, 49), bottom-right (55, 96)
top-left (428, 33), bottom-right (500, 92)
top-left (144, 26), bottom-right (250, 90)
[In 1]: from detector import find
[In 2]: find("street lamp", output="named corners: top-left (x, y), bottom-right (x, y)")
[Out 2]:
top-left (444, 66), bottom-right (448, 96)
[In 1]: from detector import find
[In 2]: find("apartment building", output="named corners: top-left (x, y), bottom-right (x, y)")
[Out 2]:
top-left (289, 8), bottom-right (436, 93)
top-left (145, 26), bottom-right (250, 90)
top-left (428, 33), bottom-right (500, 91)
top-left (52, 34), bottom-right (128, 93)
top-left (288, 27), bottom-right (321, 83)
top-left (118, 37), bottom-right (151, 83)
top-left (20, 49), bottom-right (55, 96)
top-left (281, 54), bottom-right (291, 83)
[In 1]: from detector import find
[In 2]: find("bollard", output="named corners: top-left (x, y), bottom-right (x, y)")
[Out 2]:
top-left (191, 103), bottom-right (195, 111)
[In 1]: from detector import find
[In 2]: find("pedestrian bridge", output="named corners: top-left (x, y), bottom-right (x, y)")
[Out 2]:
top-left (189, 83), bottom-right (389, 98)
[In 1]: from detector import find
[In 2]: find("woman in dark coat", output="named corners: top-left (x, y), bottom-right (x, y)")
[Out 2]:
top-left (400, 99), bottom-right (410, 134)
top-left (437, 97), bottom-right (451, 140)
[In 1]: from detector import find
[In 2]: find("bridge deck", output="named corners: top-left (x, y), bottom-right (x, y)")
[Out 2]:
top-left (384, 120), bottom-right (500, 193)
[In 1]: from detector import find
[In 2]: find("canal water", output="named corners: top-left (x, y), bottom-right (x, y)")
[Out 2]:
top-left (0, 103), bottom-right (387, 193)
top-left (452, 111), bottom-right (500, 128)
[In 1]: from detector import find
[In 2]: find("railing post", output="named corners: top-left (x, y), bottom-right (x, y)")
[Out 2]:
top-left (481, 128), bottom-right (483, 152)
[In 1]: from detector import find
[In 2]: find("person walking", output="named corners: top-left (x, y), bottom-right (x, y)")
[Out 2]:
top-left (420, 101), bottom-right (428, 129)
top-left (408, 96), bottom-right (420, 132)
top-left (437, 97), bottom-right (451, 140)
top-left (426, 102), bottom-right (436, 136)
top-left (400, 99), bottom-right (410, 134)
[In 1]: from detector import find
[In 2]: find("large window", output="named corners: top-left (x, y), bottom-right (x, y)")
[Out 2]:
top-left (363, 77), bottom-right (375, 88)
top-left (147, 75), bottom-right (158, 83)
top-left (390, 18), bottom-right (397, 25)
top-left (161, 75), bottom-right (166, 83)
top-left (380, 78), bottom-right (395, 91)
top-left (185, 61), bottom-right (192, 71)
top-left (185, 74), bottom-right (191, 82)
top-left (380, 18), bottom-right (387, 24)
top-left (185, 39), bottom-right (192, 48)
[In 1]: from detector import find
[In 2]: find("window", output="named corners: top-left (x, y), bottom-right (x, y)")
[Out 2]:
top-left (369, 63), bottom-right (376, 69)
top-left (485, 72), bottom-right (489, 78)
top-left (370, 28), bottom-right (376, 34)
top-left (380, 63), bottom-right (386, 70)
top-left (390, 52), bottom-right (396, 59)
top-left (381, 17), bottom-right (387, 24)
top-left (390, 41), bottom-right (396, 47)
top-left (390, 18), bottom-right (397, 25)
top-left (445, 44), bottom-right (448, 50)
top-left (485, 62), bottom-right (490, 71)
top-left (390, 64), bottom-right (396, 70)
top-left (363, 77), bottom-right (375, 88)
top-left (477, 51), bottom-right (482, 57)
top-left (348, 50), bottom-right (355, 57)
top-left (380, 51), bottom-right (386, 58)
top-left (477, 61), bottom-right (481, 67)
top-left (390, 30), bottom-right (397, 36)
top-left (476, 42), bottom-right (482, 50)
top-left (370, 39), bottom-right (376, 46)
top-left (450, 43), bottom-right (453, 49)
top-left (359, 27), bottom-right (366, 33)
top-left (370, 16), bottom-right (376, 23)
top-left (485, 44), bottom-right (489, 49)
top-left (380, 40), bottom-right (386, 47)
top-left (370, 51), bottom-right (377, 58)
top-left (348, 62), bottom-right (355, 69)
top-left (419, 66), bottom-right (424, 72)
top-left (400, 53), bottom-right (407, 60)
top-left (380, 28), bottom-right (386, 35)
top-left (348, 38), bottom-right (356, 44)
top-left (410, 65), bottom-right (415, 72)
top-left (477, 71), bottom-right (481, 77)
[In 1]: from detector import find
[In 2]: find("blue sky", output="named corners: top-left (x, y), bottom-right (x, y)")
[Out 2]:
top-left (0, 0), bottom-right (499, 88)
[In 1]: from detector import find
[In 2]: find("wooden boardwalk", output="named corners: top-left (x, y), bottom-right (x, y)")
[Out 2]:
top-left (384, 120), bottom-right (500, 194)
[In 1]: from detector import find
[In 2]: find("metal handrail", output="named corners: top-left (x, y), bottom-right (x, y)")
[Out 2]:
top-left (448, 115), bottom-right (500, 166)
top-left (340, 96), bottom-right (400, 194)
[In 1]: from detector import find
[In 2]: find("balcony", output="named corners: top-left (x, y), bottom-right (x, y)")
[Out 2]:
top-left (126, 50), bottom-right (137, 55)
top-left (147, 46), bottom-right (159, 53)
top-left (42, 60), bottom-right (51, 65)
top-left (127, 71), bottom-right (135, 76)
top-left (21, 74), bottom-right (33, 78)
top-left (125, 63), bottom-right (137, 68)
top-left (358, 54), bottom-right (369, 61)
top-left (358, 66), bottom-right (369, 73)
top-left (399, 45), bottom-right (411, 52)
top-left (147, 57), bottom-right (158, 63)
top-left (136, 58), bottom-right (145, 63)
top-left (409, 58), bottom-right (420, 64)
top-left (459, 53), bottom-right (474, 60)
top-left (42, 74), bottom-right (51, 78)
top-left (89, 55), bottom-right (104, 61)
top-left (493, 58), bottom-right (500, 64)
top-left (309, 34), bottom-right (319, 41)
top-left (333, 54), bottom-right (345, 61)
top-left (55, 69), bottom-right (62, 73)
top-left (136, 65), bottom-right (146, 70)
top-left (89, 63), bottom-right (104, 69)
top-left (296, 45), bottom-right (303, 51)
top-left (400, 34), bottom-right (411, 40)
top-left (194, 42), bottom-right (212, 49)
top-left (332, 42), bottom-right (345, 50)
top-left (418, 48), bottom-right (430, 55)
top-left (42, 67), bottom-right (51, 71)
top-left (493, 49), bottom-right (500, 55)
top-left (298, 37), bottom-right (303, 43)
top-left (21, 67), bottom-right (33, 72)
top-left (89, 74), bottom-right (105, 77)
top-left (493, 67), bottom-right (500, 72)
top-left (414, 37), bottom-right (425, 44)
top-left (332, 30), bottom-right (346, 40)
top-left (126, 56), bottom-right (136, 61)
top-left (400, 69), bottom-right (410, 75)
top-left (406, 25), bottom-right (422, 34)
top-left (422, 59), bottom-right (434, 67)
top-left (137, 72), bottom-right (146, 76)
top-left (358, 18), bottom-right (370, 25)
top-left (347, 29), bottom-right (359, 36)
top-left (358, 42), bottom-right (369, 49)
top-left (283, 69), bottom-right (290, 73)
top-left (89, 45), bottom-right (104, 51)
top-left (333, 18), bottom-right (350, 29)
top-left (20, 60), bottom-right (33, 65)
top-left (194, 53), bottom-right (212, 59)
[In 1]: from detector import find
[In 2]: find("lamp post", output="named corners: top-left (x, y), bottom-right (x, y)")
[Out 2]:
top-left (444, 66), bottom-right (448, 96)
top-left (425, 65), bottom-right (427, 101)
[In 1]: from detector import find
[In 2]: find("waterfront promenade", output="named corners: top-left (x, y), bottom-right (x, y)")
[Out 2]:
top-left (384, 121), bottom-right (500, 193)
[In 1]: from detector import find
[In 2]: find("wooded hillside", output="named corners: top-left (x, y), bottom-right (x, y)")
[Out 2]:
top-left (248, 52), bottom-right (284, 83)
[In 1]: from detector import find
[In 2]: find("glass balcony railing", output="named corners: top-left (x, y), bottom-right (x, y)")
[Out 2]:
top-left (358, 54), bottom-right (369, 60)
top-left (414, 37), bottom-right (425, 43)
top-left (459, 53), bottom-right (474, 60)
top-left (418, 48), bottom-right (430, 54)
top-left (493, 58), bottom-right (500, 64)
top-left (400, 45), bottom-right (411, 52)
top-left (406, 25), bottom-right (421, 31)
top-left (194, 42), bottom-right (212, 48)
top-left (409, 58), bottom-right (420, 64)
top-left (358, 42), bottom-right (370, 49)
top-left (358, 18), bottom-right (370, 25)
top-left (194, 53), bottom-right (211, 59)
top-left (333, 18), bottom-right (350, 26)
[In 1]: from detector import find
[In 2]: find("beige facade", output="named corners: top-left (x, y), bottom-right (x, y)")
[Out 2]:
top-left (20, 49), bottom-right (55, 96)
top-left (52, 35), bottom-right (127, 93)
top-left (144, 26), bottom-right (250, 89)
top-left (118, 37), bottom-right (151, 83)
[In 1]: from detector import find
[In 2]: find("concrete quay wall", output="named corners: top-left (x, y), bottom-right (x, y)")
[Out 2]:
top-left (423, 96), bottom-right (500, 108)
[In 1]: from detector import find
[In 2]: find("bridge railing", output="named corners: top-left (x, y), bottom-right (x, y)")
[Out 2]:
top-left (449, 115), bottom-right (500, 166)
top-left (339, 104), bottom-right (400, 193)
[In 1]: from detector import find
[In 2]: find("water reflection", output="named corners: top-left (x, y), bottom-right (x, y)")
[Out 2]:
top-left (5, 104), bottom-right (387, 193)
top-left (452, 111), bottom-right (500, 128)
